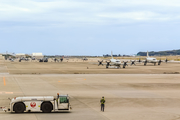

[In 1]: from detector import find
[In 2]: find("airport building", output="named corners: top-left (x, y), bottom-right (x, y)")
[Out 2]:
top-left (15, 53), bottom-right (26, 58)
top-left (0, 54), bottom-right (4, 62)
top-left (31, 53), bottom-right (44, 59)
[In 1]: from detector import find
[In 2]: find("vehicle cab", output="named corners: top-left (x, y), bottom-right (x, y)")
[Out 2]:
top-left (56, 95), bottom-right (70, 110)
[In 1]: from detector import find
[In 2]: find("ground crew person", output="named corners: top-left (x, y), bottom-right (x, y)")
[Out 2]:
top-left (57, 93), bottom-right (59, 99)
top-left (100, 96), bottom-right (105, 112)
top-left (57, 93), bottom-right (59, 104)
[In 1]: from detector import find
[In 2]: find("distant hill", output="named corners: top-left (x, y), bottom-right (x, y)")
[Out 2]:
top-left (137, 49), bottom-right (180, 56)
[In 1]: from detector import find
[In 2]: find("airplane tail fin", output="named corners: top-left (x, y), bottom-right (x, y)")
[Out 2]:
top-left (147, 51), bottom-right (149, 58)
top-left (111, 51), bottom-right (113, 59)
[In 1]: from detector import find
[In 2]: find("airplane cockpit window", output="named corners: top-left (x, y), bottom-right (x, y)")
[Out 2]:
top-left (116, 61), bottom-right (120, 62)
top-left (153, 59), bottom-right (156, 60)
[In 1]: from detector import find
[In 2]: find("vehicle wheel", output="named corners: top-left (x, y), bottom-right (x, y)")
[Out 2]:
top-left (42, 103), bottom-right (52, 113)
top-left (14, 103), bottom-right (25, 113)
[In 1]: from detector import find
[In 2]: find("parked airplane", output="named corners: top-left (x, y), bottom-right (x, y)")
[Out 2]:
top-left (53, 58), bottom-right (63, 62)
top-left (135, 51), bottom-right (166, 66)
top-left (82, 57), bottom-right (88, 61)
top-left (8, 58), bottom-right (14, 62)
top-left (19, 57), bottom-right (31, 62)
top-left (98, 52), bottom-right (129, 68)
top-left (39, 57), bottom-right (48, 62)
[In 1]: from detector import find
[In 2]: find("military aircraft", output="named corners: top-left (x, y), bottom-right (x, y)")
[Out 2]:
top-left (98, 52), bottom-right (130, 68)
top-left (39, 57), bottom-right (48, 62)
top-left (134, 51), bottom-right (168, 66)
top-left (82, 57), bottom-right (88, 61)
top-left (53, 58), bottom-right (63, 62)
top-left (19, 57), bottom-right (31, 62)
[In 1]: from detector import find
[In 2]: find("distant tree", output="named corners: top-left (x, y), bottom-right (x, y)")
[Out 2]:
top-left (137, 49), bottom-right (180, 56)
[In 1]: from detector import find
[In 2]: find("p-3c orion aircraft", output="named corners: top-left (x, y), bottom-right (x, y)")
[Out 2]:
top-left (98, 52), bottom-right (130, 68)
top-left (135, 51), bottom-right (166, 66)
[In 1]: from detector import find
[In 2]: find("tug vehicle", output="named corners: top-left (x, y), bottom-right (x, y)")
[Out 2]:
top-left (1, 94), bottom-right (71, 113)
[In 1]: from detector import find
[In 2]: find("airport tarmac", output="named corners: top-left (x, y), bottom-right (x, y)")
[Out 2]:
top-left (3, 61), bottom-right (180, 74)
top-left (1, 60), bottom-right (180, 120)
top-left (1, 74), bottom-right (180, 120)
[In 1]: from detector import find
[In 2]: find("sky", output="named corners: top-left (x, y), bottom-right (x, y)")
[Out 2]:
top-left (0, 0), bottom-right (180, 56)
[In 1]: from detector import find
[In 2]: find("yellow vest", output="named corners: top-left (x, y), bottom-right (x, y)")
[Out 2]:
top-left (101, 98), bottom-right (105, 104)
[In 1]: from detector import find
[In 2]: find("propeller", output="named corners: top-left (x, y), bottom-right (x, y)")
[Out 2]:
top-left (158, 59), bottom-right (162, 65)
top-left (106, 61), bottom-right (111, 68)
top-left (165, 58), bottom-right (168, 63)
top-left (60, 58), bottom-right (63, 62)
top-left (98, 60), bottom-right (103, 66)
top-left (54, 58), bottom-right (57, 62)
top-left (144, 59), bottom-right (147, 66)
top-left (131, 60), bottom-right (136, 66)
top-left (123, 61), bottom-right (128, 68)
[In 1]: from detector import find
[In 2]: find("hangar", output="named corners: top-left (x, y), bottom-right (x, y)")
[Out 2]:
top-left (31, 53), bottom-right (44, 59)
top-left (15, 53), bottom-right (26, 58)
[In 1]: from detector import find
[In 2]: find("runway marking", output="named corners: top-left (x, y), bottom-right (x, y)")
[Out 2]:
top-left (58, 81), bottom-right (60, 82)
top-left (5, 92), bottom-right (13, 94)
top-left (3, 77), bottom-right (6, 86)
top-left (0, 91), bottom-right (21, 94)
top-left (84, 79), bottom-right (86, 80)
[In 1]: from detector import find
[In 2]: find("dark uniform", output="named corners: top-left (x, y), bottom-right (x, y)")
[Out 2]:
top-left (100, 97), bottom-right (105, 112)
top-left (57, 93), bottom-right (59, 99)
top-left (57, 93), bottom-right (59, 104)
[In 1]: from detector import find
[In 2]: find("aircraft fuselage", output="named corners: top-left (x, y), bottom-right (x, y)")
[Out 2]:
top-left (146, 57), bottom-right (158, 63)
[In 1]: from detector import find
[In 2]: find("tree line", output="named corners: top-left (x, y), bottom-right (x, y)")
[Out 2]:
top-left (137, 49), bottom-right (180, 56)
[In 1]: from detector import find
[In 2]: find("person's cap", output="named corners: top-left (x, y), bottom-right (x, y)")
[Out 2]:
top-left (102, 96), bottom-right (104, 98)
top-left (57, 93), bottom-right (59, 95)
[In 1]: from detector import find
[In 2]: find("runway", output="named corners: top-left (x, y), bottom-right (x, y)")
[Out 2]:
top-left (1, 74), bottom-right (180, 120)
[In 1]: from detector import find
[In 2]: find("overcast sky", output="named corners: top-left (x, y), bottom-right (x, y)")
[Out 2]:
top-left (0, 0), bottom-right (180, 55)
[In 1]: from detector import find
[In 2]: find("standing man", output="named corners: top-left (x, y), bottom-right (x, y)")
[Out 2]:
top-left (57, 93), bottom-right (59, 104)
top-left (100, 96), bottom-right (105, 112)
top-left (57, 93), bottom-right (59, 99)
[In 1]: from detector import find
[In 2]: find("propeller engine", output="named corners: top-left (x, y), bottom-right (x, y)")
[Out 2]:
top-left (106, 61), bottom-right (111, 68)
top-left (98, 60), bottom-right (103, 66)
top-left (165, 58), bottom-right (168, 63)
top-left (123, 61), bottom-right (128, 68)
top-left (60, 58), bottom-right (63, 62)
top-left (158, 59), bottom-right (163, 65)
top-left (131, 60), bottom-right (136, 66)
top-left (54, 58), bottom-right (57, 62)
top-left (144, 59), bottom-right (147, 66)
